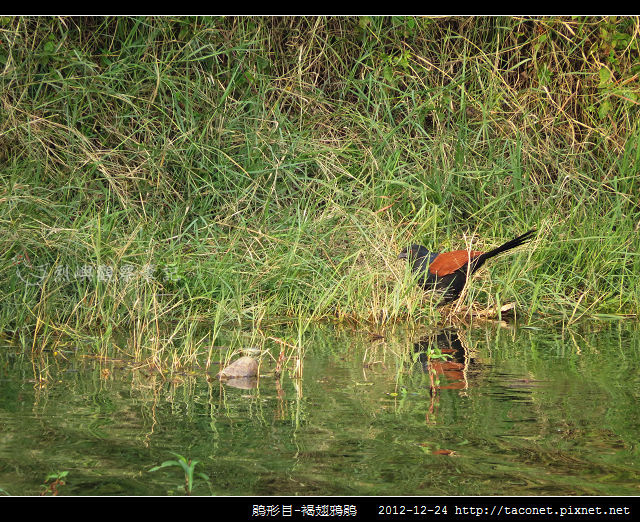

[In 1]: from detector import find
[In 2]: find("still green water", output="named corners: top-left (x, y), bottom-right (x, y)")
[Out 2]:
top-left (1, 322), bottom-right (639, 496)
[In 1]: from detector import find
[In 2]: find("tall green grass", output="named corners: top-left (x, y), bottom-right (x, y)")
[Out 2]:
top-left (1, 16), bottom-right (639, 359)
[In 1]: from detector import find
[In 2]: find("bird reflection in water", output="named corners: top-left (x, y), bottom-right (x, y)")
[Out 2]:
top-left (413, 329), bottom-right (474, 422)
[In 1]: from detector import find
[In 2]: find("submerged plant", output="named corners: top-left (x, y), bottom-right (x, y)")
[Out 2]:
top-left (149, 452), bottom-right (210, 495)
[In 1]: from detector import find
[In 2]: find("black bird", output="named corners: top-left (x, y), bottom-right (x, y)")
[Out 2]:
top-left (398, 230), bottom-right (536, 304)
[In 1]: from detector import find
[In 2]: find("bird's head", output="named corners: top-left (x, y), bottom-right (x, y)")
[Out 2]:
top-left (398, 244), bottom-right (434, 261)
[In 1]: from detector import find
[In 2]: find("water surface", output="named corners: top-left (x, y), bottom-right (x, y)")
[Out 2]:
top-left (1, 322), bottom-right (639, 495)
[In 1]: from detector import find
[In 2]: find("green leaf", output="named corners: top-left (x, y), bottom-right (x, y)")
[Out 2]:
top-left (149, 459), bottom-right (181, 472)
top-left (598, 67), bottom-right (612, 88)
top-left (45, 471), bottom-right (68, 480)
top-left (358, 16), bottom-right (371, 29)
top-left (598, 99), bottom-right (612, 119)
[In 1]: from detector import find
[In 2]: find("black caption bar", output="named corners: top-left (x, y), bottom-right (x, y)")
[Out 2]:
top-left (10, 495), bottom-right (638, 520)
top-left (245, 497), bottom-right (634, 520)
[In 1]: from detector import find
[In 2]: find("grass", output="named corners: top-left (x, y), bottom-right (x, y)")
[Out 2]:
top-left (149, 452), bottom-right (211, 495)
top-left (1, 16), bottom-right (639, 363)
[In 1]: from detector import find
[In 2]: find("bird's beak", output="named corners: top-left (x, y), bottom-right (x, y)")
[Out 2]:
top-left (398, 251), bottom-right (407, 260)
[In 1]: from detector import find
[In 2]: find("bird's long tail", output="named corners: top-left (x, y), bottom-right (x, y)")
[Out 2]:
top-left (473, 229), bottom-right (536, 271)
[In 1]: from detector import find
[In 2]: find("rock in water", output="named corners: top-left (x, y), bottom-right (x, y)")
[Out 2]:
top-left (218, 356), bottom-right (258, 379)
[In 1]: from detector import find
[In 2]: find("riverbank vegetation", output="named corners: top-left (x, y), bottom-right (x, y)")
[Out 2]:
top-left (1, 16), bottom-right (639, 359)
